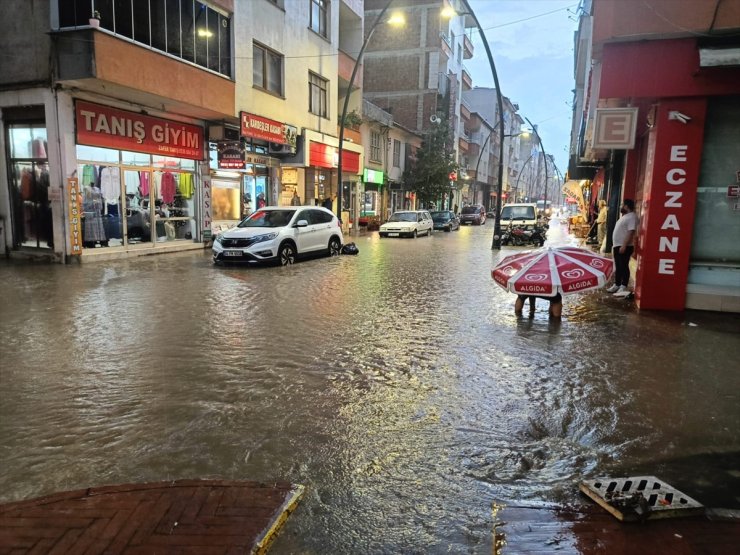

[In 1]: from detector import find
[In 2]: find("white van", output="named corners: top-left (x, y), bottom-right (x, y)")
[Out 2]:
top-left (499, 203), bottom-right (538, 228)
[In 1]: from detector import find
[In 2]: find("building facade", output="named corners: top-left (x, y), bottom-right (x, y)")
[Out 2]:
top-left (0, 0), bottom-right (367, 262)
top-left (570, 0), bottom-right (740, 312)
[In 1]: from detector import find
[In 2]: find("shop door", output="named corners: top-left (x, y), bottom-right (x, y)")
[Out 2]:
top-left (123, 169), bottom-right (150, 244)
top-left (10, 161), bottom-right (52, 249)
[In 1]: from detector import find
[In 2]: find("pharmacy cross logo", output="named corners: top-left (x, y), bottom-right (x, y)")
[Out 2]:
top-left (525, 274), bottom-right (548, 282)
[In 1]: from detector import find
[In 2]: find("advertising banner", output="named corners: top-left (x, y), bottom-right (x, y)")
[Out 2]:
top-left (75, 100), bottom-right (203, 160)
top-left (240, 112), bottom-right (297, 149)
top-left (67, 177), bottom-right (82, 255)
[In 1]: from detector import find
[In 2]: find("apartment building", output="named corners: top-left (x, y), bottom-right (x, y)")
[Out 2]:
top-left (362, 0), bottom-right (475, 209)
top-left (570, 0), bottom-right (740, 312)
top-left (0, 0), bottom-right (368, 262)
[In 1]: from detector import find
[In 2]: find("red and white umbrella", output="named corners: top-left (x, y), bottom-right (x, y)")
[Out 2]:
top-left (492, 246), bottom-right (614, 296)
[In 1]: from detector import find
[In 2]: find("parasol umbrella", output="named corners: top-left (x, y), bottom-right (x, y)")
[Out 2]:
top-left (492, 246), bottom-right (614, 297)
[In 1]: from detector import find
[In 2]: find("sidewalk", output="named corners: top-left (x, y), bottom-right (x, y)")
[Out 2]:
top-left (0, 479), bottom-right (303, 554)
top-left (493, 504), bottom-right (740, 554)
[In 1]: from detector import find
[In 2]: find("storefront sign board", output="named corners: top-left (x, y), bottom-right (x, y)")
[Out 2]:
top-left (218, 141), bottom-right (245, 169)
top-left (635, 99), bottom-right (707, 310)
top-left (67, 177), bottom-right (82, 255)
top-left (592, 107), bottom-right (639, 149)
top-left (728, 185), bottom-right (739, 198)
top-left (75, 101), bottom-right (203, 160)
top-left (240, 112), bottom-right (297, 148)
top-left (201, 177), bottom-right (212, 241)
top-left (309, 141), bottom-right (337, 169)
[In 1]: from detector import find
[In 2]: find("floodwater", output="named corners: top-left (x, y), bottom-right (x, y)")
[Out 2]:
top-left (1, 218), bottom-right (739, 553)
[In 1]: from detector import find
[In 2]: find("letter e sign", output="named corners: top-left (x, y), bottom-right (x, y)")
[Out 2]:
top-left (592, 108), bottom-right (639, 150)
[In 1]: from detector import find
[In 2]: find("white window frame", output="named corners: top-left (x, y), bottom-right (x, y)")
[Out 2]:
top-left (309, 72), bottom-right (329, 118)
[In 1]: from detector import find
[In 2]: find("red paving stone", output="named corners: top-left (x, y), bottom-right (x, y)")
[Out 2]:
top-left (0, 480), bottom-right (303, 555)
top-left (494, 505), bottom-right (740, 554)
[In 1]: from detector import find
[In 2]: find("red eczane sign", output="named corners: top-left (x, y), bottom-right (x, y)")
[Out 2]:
top-left (75, 101), bottom-right (203, 160)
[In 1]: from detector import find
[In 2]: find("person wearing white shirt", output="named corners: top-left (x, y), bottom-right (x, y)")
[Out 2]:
top-left (607, 199), bottom-right (637, 297)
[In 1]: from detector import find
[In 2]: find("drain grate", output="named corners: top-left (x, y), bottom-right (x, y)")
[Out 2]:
top-left (580, 476), bottom-right (704, 521)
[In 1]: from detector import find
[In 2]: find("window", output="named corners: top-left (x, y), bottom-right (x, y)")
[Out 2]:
top-left (310, 0), bottom-right (328, 38)
top-left (253, 42), bottom-right (284, 95)
top-left (370, 132), bottom-right (382, 163)
top-left (309, 72), bottom-right (328, 117)
top-left (392, 139), bottom-right (401, 168)
top-left (56, 0), bottom-right (232, 78)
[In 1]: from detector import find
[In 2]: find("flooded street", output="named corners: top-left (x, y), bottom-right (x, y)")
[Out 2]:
top-left (1, 221), bottom-right (739, 553)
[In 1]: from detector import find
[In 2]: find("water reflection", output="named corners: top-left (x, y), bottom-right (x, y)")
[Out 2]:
top-left (0, 223), bottom-right (738, 553)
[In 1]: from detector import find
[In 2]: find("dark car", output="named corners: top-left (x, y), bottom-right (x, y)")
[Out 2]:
top-left (459, 204), bottom-right (487, 225)
top-left (430, 210), bottom-right (460, 232)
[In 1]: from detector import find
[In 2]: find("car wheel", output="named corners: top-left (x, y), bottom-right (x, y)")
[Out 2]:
top-left (445, 225), bottom-right (451, 232)
top-left (328, 237), bottom-right (341, 256)
top-left (278, 242), bottom-right (296, 265)
top-left (427, 228), bottom-right (432, 236)
top-left (413, 230), bottom-right (417, 238)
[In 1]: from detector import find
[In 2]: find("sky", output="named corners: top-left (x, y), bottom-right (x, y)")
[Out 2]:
top-left (465, 0), bottom-right (580, 176)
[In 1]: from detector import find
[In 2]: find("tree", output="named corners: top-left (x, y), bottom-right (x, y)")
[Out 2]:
top-left (403, 119), bottom-right (458, 207)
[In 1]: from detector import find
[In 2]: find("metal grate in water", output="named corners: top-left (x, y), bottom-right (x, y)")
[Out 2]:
top-left (580, 476), bottom-right (704, 521)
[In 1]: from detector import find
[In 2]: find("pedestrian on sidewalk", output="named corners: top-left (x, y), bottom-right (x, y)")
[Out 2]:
top-left (596, 199), bottom-right (608, 251)
top-left (607, 199), bottom-right (637, 297)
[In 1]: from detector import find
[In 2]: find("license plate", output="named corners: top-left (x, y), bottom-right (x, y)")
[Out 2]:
top-left (223, 250), bottom-right (242, 257)
top-left (388, 232), bottom-right (399, 237)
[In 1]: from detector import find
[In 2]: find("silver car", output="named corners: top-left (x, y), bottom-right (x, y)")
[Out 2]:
top-left (212, 206), bottom-right (344, 265)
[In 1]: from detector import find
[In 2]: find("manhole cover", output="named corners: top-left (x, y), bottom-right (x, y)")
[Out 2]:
top-left (580, 476), bottom-right (704, 521)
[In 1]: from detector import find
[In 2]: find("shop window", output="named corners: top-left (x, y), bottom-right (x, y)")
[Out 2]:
top-left (310, 0), bottom-right (328, 38)
top-left (309, 72), bottom-right (328, 118)
top-left (253, 42), bottom-right (284, 96)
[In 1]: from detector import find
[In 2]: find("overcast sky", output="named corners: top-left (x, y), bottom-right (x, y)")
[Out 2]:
top-left (465, 0), bottom-right (579, 175)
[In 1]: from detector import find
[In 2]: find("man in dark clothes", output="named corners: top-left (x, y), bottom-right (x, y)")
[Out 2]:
top-left (515, 293), bottom-right (562, 319)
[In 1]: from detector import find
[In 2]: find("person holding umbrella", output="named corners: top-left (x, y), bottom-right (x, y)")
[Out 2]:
top-left (493, 246), bottom-right (613, 320)
top-left (515, 293), bottom-right (562, 319)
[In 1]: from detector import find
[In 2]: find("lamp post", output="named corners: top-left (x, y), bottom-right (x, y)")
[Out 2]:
top-left (336, 0), bottom-right (401, 223)
top-left (445, 1), bottom-right (506, 248)
top-left (472, 128), bottom-right (527, 210)
top-left (525, 116), bottom-right (549, 215)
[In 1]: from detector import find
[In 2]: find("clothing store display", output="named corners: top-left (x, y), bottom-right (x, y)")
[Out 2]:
top-left (160, 172), bottom-right (177, 204)
top-left (83, 187), bottom-right (106, 243)
top-left (124, 172), bottom-right (139, 195)
top-left (82, 164), bottom-right (98, 188)
top-left (139, 171), bottom-right (150, 196)
top-left (20, 169), bottom-right (34, 200)
top-left (99, 167), bottom-right (121, 205)
top-left (31, 137), bottom-right (47, 158)
top-left (178, 173), bottom-right (194, 198)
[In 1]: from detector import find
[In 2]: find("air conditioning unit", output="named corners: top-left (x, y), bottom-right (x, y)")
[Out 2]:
top-left (268, 142), bottom-right (296, 155)
top-left (208, 124), bottom-right (239, 141)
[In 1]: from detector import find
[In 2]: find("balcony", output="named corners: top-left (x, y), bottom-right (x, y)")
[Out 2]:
top-left (463, 33), bottom-right (474, 59)
top-left (461, 66), bottom-right (473, 91)
top-left (460, 102), bottom-right (471, 121)
top-left (53, 30), bottom-right (234, 120)
top-left (338, 49), bottom-right (362, 90)
top-left (440, 33), bottom-right (453, 60)
top-left (459, 135), bottom-right (470, 152)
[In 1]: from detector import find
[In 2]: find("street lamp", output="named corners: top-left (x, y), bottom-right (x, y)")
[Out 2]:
top-left (336, 0), bottom-right (404, 222)
top-left (524, 117), bottom-right (549, 215)
top-left (472, 129), bottom-right (529, 209)
top-left (443, 1), bottom-right (506, 249)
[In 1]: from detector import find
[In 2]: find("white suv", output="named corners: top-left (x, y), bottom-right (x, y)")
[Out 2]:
top-left (212, 206), bottom-right (344, 265)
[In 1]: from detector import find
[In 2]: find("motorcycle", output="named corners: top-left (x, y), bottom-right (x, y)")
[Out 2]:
top-left (502, 220), bottom-right (546, 247)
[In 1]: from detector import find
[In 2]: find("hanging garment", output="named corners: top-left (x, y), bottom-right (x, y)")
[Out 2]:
top-left (100, 167), bottom-right (121, 204)
top-left (83, 188), bottom-right (106, 243)
top-left (160, 172), bottom-right (177, 204)
top-left (31, 138), bottom-right (47, 158)
top-left (178, 173), bottom-right (194, 199)
top-left (82, 164), bottom-right (98, 188)
top-left (139, 171), bottom-right (150, 196)
top-left (20, 169), bottom-right (34, 200)
top-left (124, 172), bottom-right (140, 195)
top-left (153, 172), bottom-right (162, 199)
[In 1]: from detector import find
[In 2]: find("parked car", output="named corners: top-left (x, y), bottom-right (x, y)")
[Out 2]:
top-left (499, 203), bottom-right (538, 228)
top-left (460, 204), bottom-right (487, 225)
top-left (430, 210), bottom-right (460, 232)
top-left (212, 206), bottom-right (343, 265)
top-left (379, 210), bottom-right (434, 238)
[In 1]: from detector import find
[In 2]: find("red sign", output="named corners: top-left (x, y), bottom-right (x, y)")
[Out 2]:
top-left (217, 141), bottom-right (245, 169)
top-left (241, 112), bottom-right (291, 144)
top-left (728, 185), bottom-right (739, 198)
top-left (341, 150), bottom-right (360, 174)
top-left (309, 141), bottom-right (336, 169)
top-left (635, 99), bottom-right (707, 310)
top-left (75, 101), bottom-right (203, 160)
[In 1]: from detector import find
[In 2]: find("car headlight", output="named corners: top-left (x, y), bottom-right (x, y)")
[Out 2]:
top-left (215, 233), bottom-right (224, 244)
top-left (252, 232), bottom-right (278, 243)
